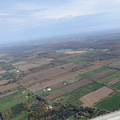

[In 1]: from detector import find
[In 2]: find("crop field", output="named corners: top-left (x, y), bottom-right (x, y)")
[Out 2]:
top-left (0, 90), bottom-right (19, 98)
top-left (59, 63), bottom-right (80, 70)
top-left (0, 83), bottom-right (19, 92)
top-left (94, 92), bottom-right (120, 111)
top-left (0, 90), bottom-right (30, 111)
top-left (64, 66), bottom-right (110, 84)
top-left (0, 80), bottom-right (9, 85)
top-left (92, 58), bottom-right (119, 66)
top-left (107, 60), bottom-right (120, 69)
top-left (22, 66), bottom-right (67, 82)
top-left (50, 83), bottom-right (63, 89)
top-left (80, 87), bottom-right (113, 107)
top-left (97, 71), bottom-right (120, 89)
top-left (58, 53), bottom-right (82, 60)
top-left (54, 82), bottom-right (103, 103)
top-left (46, 79), bottom-right (92, 100)
top-left (76, 65), bottom-right (102, 74)
top-left (13, 57), bottom-right (53, 72)
top-left (88, 69), bottom-right (118, 81)
top-left (28, 72), bottom-right (78, 91)
top-left (64, 54), bottom-right (90, 63)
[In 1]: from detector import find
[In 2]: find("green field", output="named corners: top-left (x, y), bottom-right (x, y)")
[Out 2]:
top-left (0, 91), bottom-right (30, 111)
top-left (64, 66), bottom-right (109, 84)
top-left (0, 91), bottom-right (21, 104)
top-left (97, 71), bottom-right (120, 90)
top-left (10, 112), bottom-right (28, 120)
top-left (94, 92), bottom-right (120, 111)
top-left (55, 82), bottom-right (103, 103)
top-left (65, 54), bottom-right (90, 64)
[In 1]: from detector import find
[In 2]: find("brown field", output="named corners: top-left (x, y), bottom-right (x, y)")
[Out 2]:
top-left (80, 86), bottom-right (114, 107)
top-left (107, 60), bottom-right (120, 69)
top-left (0, 80), bottom-right (9, 85)
top-left (49, 83), bottom-right (63, 89)
top-left (46, 79), bottom-right (92, 100)
top-left (20, 56), bottom-right (45, 62)
top-left (92, 58), bottom-right (119, 66)
top-left (22, 66), bottom-right (67, 82)
top-left (0, 70), bottom-right (6, 74)
top-left (0, 90), bottom-right (19, 98)
top-left (76, 65), bottom-right (102, 74)
top-left (59, 63), bottom-right (80, 70)
top-left (12, 61), bottom-right (27, 66)
top-left (0, 53), bottom-right (7, 57)
top-left (0, 83), bottom-right (18, 92)
top-left (89, 69), bottom-right (118, 81)
top-left (13, 63), bottom-right (42, 71)
top-left (43, 53), bottom-right (71, 59)
top-left (59, 53), bottom-right (82, 60)
top-left (23, 48), bottom-right (41, 53)
top-left (28, 72), bottom-right (78, 91)
top-left (13, 58), bottom-right (52, 72)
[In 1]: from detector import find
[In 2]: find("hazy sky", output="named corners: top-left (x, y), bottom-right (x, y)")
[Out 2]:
top-left (0, 0), bottom-right (120, 44)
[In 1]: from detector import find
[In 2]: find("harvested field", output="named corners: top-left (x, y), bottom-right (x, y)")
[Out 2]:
top-left (89, 69), bottom-right (118, 81)
top-left (28, 72), bottom-right (78, 91)
top-left (19, 79), bottom-right (36, 87)
top-left (0, 53), bottom-right (7, 57)
top-left (76, 65), bottom-right (102, 74)
top-left (0, 80), bottom-right (9, 85)
top-left (92, 58), bottom-right (119, 66)
top-left (50, 83), bottom-right (63, 89)
top-left (0, 83), bottom-right (18, 92)
top-left (59, 54), bottom-right (82, 60)
top-left (0, 70), bottom-right (6, 74)
top-left (46, 79), bottom-right (92, 100)
top-left (20, 56), bottom-right (41, 62)
top-left (13, 63), bottom-right (41, 71)
top-left (22, 66), bottom-right (67, 82)
top-left (107, 60), bottom-right (120, 69)
top-left (80, 87), bottom-right (113, 107)
top-left (12, 61), bottom-right (27, 66)
top-left (0, 90), bottom-right (19, 98)
top-left (59, 63), bottom-right (80, 70)
top-left (13, 58), bottom-right (53, 72)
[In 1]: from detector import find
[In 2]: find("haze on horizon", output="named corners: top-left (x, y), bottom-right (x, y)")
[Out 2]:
top-left (0, 0), bottom-right (120, 45)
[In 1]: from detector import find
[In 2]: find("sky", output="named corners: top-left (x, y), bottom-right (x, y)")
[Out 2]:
top-left (0, 0), bottom-right (120, 44)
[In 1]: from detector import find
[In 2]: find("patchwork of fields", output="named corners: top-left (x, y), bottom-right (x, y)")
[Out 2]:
top-left (0, 48), bottom-right (120, 120)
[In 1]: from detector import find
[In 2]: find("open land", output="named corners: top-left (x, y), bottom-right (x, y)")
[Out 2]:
top-left (0, 31), bottom-right (120, 120)
top-left (80, 86), bottom-right (113, 107)
top-left (0, 83), bottom-right (18, 92)
top-left (46, 79), bottom-right (92, 100)
top-left (94, 92), bottom-right (120, 111)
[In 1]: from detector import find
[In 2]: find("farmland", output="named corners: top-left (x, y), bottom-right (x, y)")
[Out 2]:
top-left (0, 83), bottom-right (18, 92)
top-left (97, 71), bottom-right (120, 90)
top-left (94, 92), bottom-right (120, 111)
top-left (107, 60), bottom-right (120, 69)
top-left (0, 31), bottom-right (120, 119)
top-left (54, 82), bottom-right (103, 103)
top-left (46, 79), bottom-right (92, 100)
top-left (80, 87), bottom-right (113, 107)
